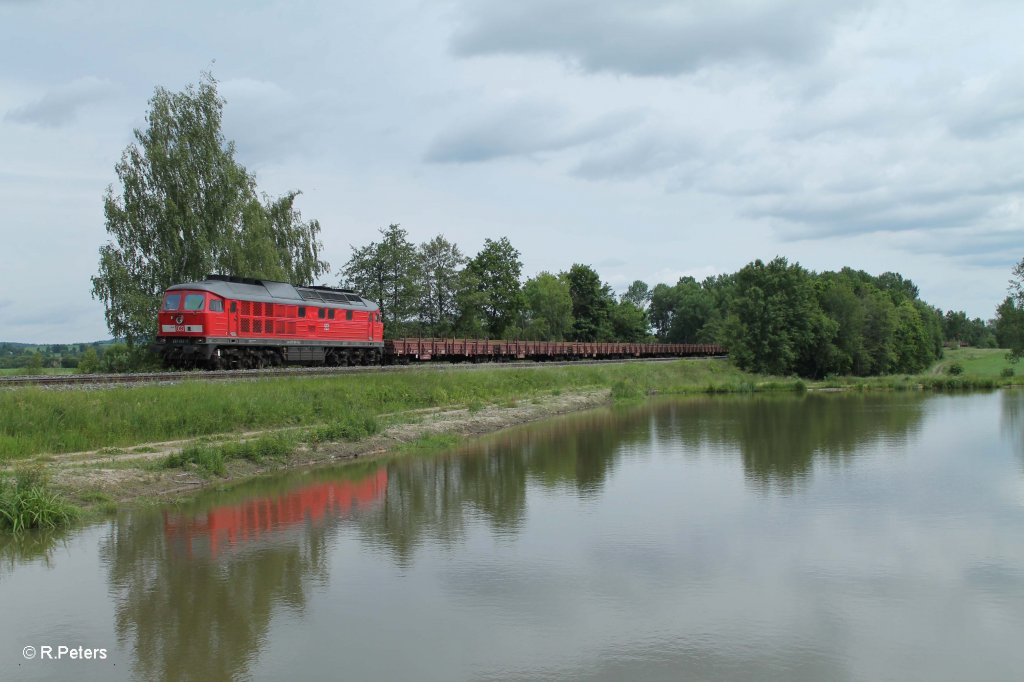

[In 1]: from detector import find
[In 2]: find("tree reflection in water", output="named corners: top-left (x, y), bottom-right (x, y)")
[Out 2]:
top-left (662, 393), bottom-right (927, 492)
top-left (98, 393), bottom-right (931, 680)
top-left (358, 394), bottom-right (927, 562)
top-left (1002, 389), bottom-right (1024, 465)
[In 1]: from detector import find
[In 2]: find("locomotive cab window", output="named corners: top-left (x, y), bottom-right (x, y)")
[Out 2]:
top-left (346, 310), bottom-right (353, 321)
top-left (328, 309), bottom-right (335, 320)
top-left (317, 308), bottom-right (325, 319)
top-left (163, 294), bottom-right (181, 311)
top-left (183, 294), bottom-right (205, 311)
top-left (230, 301), bottom-right (237, 313)
top-left (209, 300), bottom-right (224, 312)
top-left (298, 306), bottom-right (306, 318)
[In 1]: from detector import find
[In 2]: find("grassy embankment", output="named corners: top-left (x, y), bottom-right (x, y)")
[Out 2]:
top-left (813, 347), bottom-right (1019, 391)
top-left (0, 359), bottom-right (787, 525)
top-left (0, 359), bottom-right (781, 461)
top-left (1, 353), bottom-right (1020, 528)
top-left (931, 347), bottom-right (1018, 377)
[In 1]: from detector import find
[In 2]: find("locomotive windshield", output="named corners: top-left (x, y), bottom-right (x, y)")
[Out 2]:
top-left (183, 294), bottom-right (205, 311)
top-left (163, 294), bottom-right (181, 311)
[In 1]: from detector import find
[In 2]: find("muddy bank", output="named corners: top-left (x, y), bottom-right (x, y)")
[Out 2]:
top-left (43, 390), bottom-right (611, 509)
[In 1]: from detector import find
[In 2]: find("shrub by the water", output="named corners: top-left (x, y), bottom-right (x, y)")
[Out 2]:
top-left (947, 362), bottom-right (964, 376)
top-left (0, 468), bottom-right (80, 532)
top-left (611, 378), bottom-right (644, 401)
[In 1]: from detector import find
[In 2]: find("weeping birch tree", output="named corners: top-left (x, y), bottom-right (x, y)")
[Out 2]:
top-left (91, 72), bottom-right (328, 345)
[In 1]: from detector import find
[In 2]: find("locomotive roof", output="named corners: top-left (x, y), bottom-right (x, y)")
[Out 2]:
top-left (167, 277), bottom-right (379, 311)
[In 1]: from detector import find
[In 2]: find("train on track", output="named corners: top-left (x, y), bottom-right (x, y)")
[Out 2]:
top-left (153, 275), bottom-right (723, 370)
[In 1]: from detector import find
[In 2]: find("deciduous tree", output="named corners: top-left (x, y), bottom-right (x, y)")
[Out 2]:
top-left (91, 73), bottom-right (327, 345)
top-left (460, 238), bottom-right (524, 338)
top-left (341, 224), bottom-right (421, 337)
top-left (417, 235), bottom-right (465, 336)
top-left (522, 272), bottom-right (573, 340)
top-left (1000, 258), bottom-right (1024, 362)
top-left (566, 264), bottom-right (614, 341)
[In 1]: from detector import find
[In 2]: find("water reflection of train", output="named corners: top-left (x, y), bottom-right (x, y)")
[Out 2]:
top-left (163, 468), bottom-right (388, 558)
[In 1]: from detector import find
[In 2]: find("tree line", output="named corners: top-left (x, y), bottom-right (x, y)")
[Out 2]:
top-left (0, 342), bottom-right (154, 373)
top-left (340, 224), bottom-right (649, 343)
top-left (341, 232), bottom-right (980, 377)
top-left (87, 74), bottom-right (1024, 377)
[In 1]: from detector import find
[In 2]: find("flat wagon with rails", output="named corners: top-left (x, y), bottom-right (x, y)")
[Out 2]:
top-left (385, 338), bottom-right (722, 363)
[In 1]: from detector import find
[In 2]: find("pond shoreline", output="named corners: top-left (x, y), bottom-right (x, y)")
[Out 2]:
top-left (45, 389), bottom-right (613, 514)
top-left (3, 351), bottom-right (1019, 529)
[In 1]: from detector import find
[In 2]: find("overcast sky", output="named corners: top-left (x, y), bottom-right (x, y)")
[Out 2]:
top-left (2, 0), bottom-right (1022, 342)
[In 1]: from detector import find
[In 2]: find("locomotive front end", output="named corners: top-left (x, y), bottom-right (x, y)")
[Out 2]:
top-left (155, 288), bottom-right (225, 368)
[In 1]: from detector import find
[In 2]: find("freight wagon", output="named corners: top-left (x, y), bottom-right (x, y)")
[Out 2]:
top-left (154, 275), bottom-right (724, 369)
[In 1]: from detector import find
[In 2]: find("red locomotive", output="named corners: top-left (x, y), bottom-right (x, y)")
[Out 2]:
top-left (155, 274), bottom-right (725, 369)
top-left (154, 275), bottom-right (384, 369)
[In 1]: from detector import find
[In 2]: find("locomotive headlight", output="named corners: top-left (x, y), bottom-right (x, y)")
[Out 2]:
top-left (174, 315), bottom-right (184, 324)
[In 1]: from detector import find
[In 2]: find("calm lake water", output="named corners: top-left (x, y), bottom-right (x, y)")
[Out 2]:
top-left (2, 391), bottom-right (1024, 681)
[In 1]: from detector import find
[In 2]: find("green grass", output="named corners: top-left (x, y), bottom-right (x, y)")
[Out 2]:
top-left (163, 416), bottom-right (381, 476)
top-left (164, 433), bottom-right (298, 476)
top-left (813, 373), bottom-right (1010, 391)
top-left (931, 348), bottom-right (1018, 377)
top-left (1, 359), bottom-right (772, 459)
top-left (0, 468), bottom-right (80, 532)
top-left (0, 367), bottom-right (76, 376)
top-left (307, 414), bottom-right (380, 444)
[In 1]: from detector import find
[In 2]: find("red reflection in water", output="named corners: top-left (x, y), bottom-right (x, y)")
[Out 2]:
top-left (163, 468), bottom-right (387, 558)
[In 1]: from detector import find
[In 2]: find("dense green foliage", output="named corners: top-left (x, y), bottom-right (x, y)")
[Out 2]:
top-left (0, 341), bottom-right (161, 373)
top-left (341, 224), bottom-right (422, 337)
top-left (417, 235), bottom-right (466, 337)
top-left (340, 220), bottom-right (1005, 377)
top-left (92, 73), bottom-right (328, 346)
top-left (522, 272), bottom-right (573, 340)
top-left (942, 310), bottom-right (996, 348)
top-left (567, 264), bottom-right (614, 341)
top-left (460, 237), bottom-right (526, 338)
top-left (996, 257), bottom-right (1024, 362)
top-left (650, 259), bottom-right (946, 377)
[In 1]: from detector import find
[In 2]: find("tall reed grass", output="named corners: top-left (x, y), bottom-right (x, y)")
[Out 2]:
top-left (0, 468), bottom-right (79, 532)
top-left (1, 360), bottom-right (765, 459)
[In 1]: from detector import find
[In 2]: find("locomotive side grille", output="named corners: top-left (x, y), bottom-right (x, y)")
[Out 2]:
top-left (254, 320), bottom-right (263, 333)
top-left (241, 301), bottom-right (251, 316)
top-left (253, 302), bottom-right (263, 316)
top-left (241, 319), bottom-right (250, 333)
top-left (276, 321), bottom-right (285, 334)
top-left (266, 303), bottom-right (274, 316)
top-left (287, 322), bottom-right (296, 334)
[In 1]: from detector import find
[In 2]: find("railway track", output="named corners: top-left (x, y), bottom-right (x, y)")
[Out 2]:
top-left (0, 356), bottom-right (716, 389)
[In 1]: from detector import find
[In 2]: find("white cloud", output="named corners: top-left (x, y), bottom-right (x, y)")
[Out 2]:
top-left (450, 0), bottom-right (871, 76)
top-left (5, 76), bottom-right (117, 127)
top-left (1, 0), bottom-right (1023, 340)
